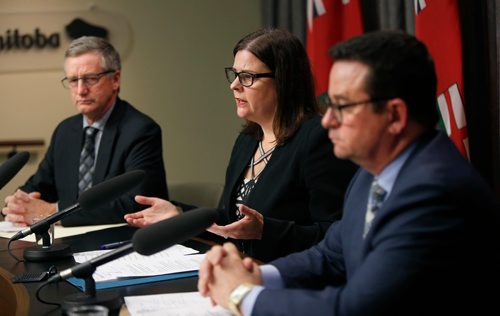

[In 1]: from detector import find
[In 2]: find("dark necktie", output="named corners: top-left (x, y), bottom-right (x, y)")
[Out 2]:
top-left (363, 180), bottom-right (386, 238)
top-left (78, 127), bottom-right (98, 193)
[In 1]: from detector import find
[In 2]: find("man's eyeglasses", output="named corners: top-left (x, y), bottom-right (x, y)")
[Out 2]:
top-left (324, 96), bottom-right (387, 123)
top-left (61, 70), bottom-right (116, 89)
top-left (224, 67), bottom-right (274, 87)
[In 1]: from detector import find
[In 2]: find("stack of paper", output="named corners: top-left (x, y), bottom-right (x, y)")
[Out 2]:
top-left (0, 221), bottom-right (23, 233)
top-left (68, 244), bottom-right (204, 290)
top-left (124, 292), bottom-right (232, 316)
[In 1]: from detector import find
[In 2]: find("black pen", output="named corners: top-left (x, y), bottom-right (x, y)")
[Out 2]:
top-left (99, 240), bottom-right (131, 250)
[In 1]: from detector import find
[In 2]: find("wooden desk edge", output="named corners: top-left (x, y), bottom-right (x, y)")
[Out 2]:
top-left (0, 267), bottom-right (30, 316)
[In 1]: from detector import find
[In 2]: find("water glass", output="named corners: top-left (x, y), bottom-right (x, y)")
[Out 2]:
top-left (31, 214), bottom-right (55, 246)
top-left (66, 305), bottom-right (109, 316)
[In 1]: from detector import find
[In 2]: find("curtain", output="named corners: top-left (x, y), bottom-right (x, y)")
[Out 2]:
top-left (261, 0), bottom-right (307, 43)
top-left (261, 0), bottom-right (500, 197)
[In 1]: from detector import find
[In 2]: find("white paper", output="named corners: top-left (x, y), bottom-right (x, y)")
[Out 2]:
top-left (73, 244), bottom-right (198, 262)
top-left (73, 244), bottom-right (204, 282)
top-left (0, 222), bottom-right (127, 242)
top-left (124, 292), bottom-right (232, 316)
top-left (0, 221), bottom-right (24, 232)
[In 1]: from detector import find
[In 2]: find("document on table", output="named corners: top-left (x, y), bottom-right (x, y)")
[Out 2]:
top-left (73, 244), bottom-right (204, 282)
top-left (0, 221), bottom-right (126, 241)
top-left (124, 292), bottom-right (232, 316)
top-left (0, 221), bottom-right (23, 232)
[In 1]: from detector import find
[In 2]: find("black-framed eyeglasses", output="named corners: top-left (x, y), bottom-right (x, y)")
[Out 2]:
top-left (224, 67), bottom-right (274, 87)
top-left (324, 95), bottom-right (388, 123)
top-left (61, 70), bottom-right (116, 89)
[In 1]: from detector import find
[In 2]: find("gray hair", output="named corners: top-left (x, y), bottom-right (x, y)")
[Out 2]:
top-left (65, 36), bottom-right (121, 71)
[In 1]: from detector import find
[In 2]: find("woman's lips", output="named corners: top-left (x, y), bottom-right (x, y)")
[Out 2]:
top-left (235, 98), bottom-right (247, 106)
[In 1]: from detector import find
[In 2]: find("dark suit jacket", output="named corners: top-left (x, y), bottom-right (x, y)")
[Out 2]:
top-left (22, 98), bottom-right (168, 226)
top-left (255, 131), bottom-right (499, 315)
top-left (217, 116), bottom-right (357, 262)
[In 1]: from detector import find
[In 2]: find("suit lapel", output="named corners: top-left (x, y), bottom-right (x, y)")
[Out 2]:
top-left (93, 100), bottom-right (125, 184)
top-left (226, 137), bottom-right (258, 201)
top-left (67, 117), bottom-right (84, 201)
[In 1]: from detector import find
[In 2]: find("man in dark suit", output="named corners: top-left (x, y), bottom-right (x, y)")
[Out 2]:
top-left (2, 36), bottom-right (168, 226)
top-left (198, 31), bottom-right (499, 316)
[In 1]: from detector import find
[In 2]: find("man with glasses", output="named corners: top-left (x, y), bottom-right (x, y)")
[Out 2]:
top-left (2, 36), bottom-right (168, 226)
top-left (198, 31), bottom-right (499, 315)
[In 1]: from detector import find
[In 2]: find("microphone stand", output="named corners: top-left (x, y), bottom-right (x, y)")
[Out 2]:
top-left (61, 275), bottom-right (123, 314)
top-left (23, 229), bottom-right (73, 262)
top-left (59, 243), bottom-right (134, 314)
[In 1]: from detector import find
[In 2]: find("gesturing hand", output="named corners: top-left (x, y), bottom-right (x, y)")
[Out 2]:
top-left (123, 195), bottom-right (181, 227)
top-left (207, 204), bottom-right (263, 239)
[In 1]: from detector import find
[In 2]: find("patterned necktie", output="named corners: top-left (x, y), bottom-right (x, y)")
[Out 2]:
top-left (363, 180), bottom-right (386, 238)
top-left (78, 127), bottom-right (98, 193)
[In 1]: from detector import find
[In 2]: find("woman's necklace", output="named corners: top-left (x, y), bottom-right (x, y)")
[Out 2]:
top-left (249, 141), bottom-right (276, 181)
top-left (235, 141), bottom-right (276, 220)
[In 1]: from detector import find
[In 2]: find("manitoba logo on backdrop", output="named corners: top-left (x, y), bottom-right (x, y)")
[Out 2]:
top-left (0, 18), bottom-right (108, 51)
top-left (65, 18), bottom-right (109, 40)
top-left (0, 10), bottom-right (131, 73)
top-left (0, 28), bottom-right (60, 50)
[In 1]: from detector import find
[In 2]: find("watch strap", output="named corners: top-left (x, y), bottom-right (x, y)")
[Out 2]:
top-left (228, 282), bottom-right (255, 316)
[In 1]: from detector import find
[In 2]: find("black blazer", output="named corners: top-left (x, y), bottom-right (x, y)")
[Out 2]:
top-left (22, 98), bottom-right (168, 226)
top-left (218, 116), bottom-right (357, 262)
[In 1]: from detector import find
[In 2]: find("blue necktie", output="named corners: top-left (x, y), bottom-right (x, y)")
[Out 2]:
top-left (363, 180), bottom-right (386, 238)
top-left (78, 127), bottom-right (98, 193)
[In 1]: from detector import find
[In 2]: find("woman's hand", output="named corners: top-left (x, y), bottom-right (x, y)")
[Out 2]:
top-left (207, 204), bottom-right (263, 240)
top-left (124, 195), bottom-right (181, 227)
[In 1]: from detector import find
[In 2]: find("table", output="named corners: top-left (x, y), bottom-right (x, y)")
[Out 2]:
top-left (0, 225), bottom-right (211, 316)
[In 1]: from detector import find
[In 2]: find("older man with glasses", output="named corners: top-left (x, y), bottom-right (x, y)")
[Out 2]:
top-left (2, 36), bottom-right (168, 227)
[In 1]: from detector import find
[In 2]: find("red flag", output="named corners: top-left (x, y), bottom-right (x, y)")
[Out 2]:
top-left (415, 0), bottom-right (469, 159)
top-left (306, 0), bottom-right (363, 100)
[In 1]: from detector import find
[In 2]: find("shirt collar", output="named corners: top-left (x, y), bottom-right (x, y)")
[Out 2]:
top-left (82, 101), bottom-right (116, 131)
top-left (375, 142), bottom-right (417, 199)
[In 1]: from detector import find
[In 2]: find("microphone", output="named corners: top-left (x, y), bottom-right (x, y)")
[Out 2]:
top-left (11, 169), bottom-right (145, 242)
top-left (44, 208), bottom-right (217, 313)
top-left (47, 243), bottom-right (134, 284)
top-left (132, 207), bottom-right (218, 255)
top-left (0, 151), bottom-right (30, 190)
top-left (49, 244), bottom-right (135, 313)
top-left (47, 207), bottom-right (217, 283)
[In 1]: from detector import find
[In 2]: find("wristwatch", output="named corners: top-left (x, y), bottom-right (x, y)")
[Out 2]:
top-left (228, 283), bottom-right (255, 316)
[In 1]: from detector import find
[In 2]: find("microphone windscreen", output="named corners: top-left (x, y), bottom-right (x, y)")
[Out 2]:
top-left (78, 170), bottom-right (145, 211)
top-left (132, 208), bottom-right (218, 256)
top-left (0, 151), bottom-right (30, 190)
